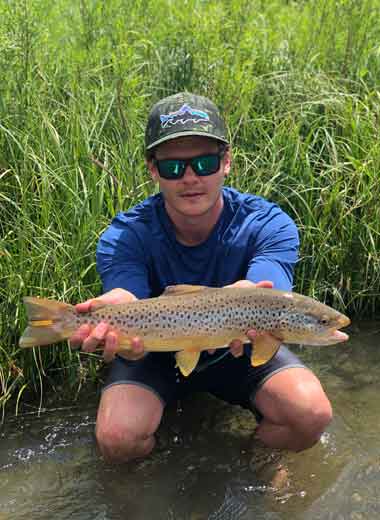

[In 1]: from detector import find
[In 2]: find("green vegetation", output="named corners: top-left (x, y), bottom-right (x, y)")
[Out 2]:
top-left (1, 0), bottom-right (379, 415)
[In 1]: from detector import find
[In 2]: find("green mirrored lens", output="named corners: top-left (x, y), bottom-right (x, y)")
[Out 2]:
top-left (159, 159), bottom-right (186, 178)
top-left (192, 154), bottom-right (219, 175)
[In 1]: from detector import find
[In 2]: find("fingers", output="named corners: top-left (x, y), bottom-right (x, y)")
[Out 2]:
top-left (246, 329), bottom-right (258, 342)
top-left (81, 322), bottom-right (110, 353)
top-left (102, 331), bottom-right (145, 364)
top-left (254, 280), bottom-right (273, 289)
top-left (74, 288), bottom-right (138, 315)
top-left (224, 280), bottom-right (274, 290)
top-left (69, 319), bottom-right (146, 364)
top-left (130, 336), bottom-right (145, 357)
top-left (224, 280), bottom-right (254, 289)
top-left (228, 329), bottom-right (281, 361)
top-left (74, 302), bottom-right (91, 313)
top-left (75, 298), bottom-right (105, 313)
top-left (103, 331), bottom-right (120, 363)
top-left (69, 324), bottom-right (92, 348)
top-left (229, 339), bottom-right (244, 357)
top-left (71, 290), bottom-right (139, 359)
top-left (105, 288), bottom-right (138, 304)
top-left (117, 336), bottom-right (146, 362)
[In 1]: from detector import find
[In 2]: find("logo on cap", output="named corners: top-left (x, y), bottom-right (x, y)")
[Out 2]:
top-left (160, 104), bottom-right (209, 128)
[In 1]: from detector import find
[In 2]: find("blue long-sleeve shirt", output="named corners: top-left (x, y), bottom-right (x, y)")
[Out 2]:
top-left (96, 187), bottom-right (299, 298)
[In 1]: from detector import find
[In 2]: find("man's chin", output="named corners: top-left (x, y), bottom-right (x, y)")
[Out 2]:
top-left (180, 204), bottom-right (212, 218)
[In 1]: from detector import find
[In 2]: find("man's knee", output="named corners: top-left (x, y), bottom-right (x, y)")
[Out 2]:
top-left (254, 368), bottom-right (334, 452)
top-left (95, 384), bottom-right (164, 463)
top-left (96, 420), bottom-right (155, 462)
top-left (292, 400), bottom-right (333, 451)
top-left (95, 421), bottom-right (133, 454)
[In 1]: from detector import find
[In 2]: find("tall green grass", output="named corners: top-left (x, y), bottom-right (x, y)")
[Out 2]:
top-left (1, 0), bottom-right (380, 414)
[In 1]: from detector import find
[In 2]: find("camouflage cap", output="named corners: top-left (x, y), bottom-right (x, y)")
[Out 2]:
top-left (145, 92), bottom-right (229, 150)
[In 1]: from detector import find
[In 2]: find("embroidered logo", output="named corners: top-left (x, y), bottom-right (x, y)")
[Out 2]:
top-left (160, 104), bottom-right (209, 128)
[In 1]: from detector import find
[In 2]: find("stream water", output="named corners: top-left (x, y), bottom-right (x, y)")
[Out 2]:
top-left (1, 321), bottom-right (379, 519)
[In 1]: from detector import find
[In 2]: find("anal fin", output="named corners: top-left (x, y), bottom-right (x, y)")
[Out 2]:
top-left (175, 350), bottom-right (201, 377)
top-left (251, 335), bottom-right (281, 367)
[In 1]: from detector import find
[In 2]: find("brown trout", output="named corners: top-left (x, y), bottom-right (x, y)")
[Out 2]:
top-left (19, 285), bottom-right (350, 376)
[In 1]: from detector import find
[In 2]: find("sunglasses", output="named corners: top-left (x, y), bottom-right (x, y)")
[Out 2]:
top-left (152, 151), bottom-right (225, 180)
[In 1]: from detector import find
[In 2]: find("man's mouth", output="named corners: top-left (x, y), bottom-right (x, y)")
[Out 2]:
top-left (180, 192), bottom-right (204, 198)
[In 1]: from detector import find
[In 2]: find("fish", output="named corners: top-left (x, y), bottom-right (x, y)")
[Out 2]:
top-left (19, 284), bottom-right (350, 376)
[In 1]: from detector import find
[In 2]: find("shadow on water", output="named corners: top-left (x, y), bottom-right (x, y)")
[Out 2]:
top-left (0, 321), bottom-right (379, 519)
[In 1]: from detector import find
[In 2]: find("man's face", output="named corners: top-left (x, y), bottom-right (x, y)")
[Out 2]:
top-left (147, 136), bottom-right (231, 220)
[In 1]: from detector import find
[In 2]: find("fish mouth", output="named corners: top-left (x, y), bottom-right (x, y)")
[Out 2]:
top-left (329, 329), bottom-right (349, 342)
top-left (301, 327), bottom-right (350, 346)
top-left (325, 314), bottom-right (351, 343)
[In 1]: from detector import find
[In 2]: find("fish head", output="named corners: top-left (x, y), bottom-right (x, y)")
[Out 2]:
top-left (278, 296), bottom-right (351, 346)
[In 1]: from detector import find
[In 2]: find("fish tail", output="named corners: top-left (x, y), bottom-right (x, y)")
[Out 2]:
top-left (19, 297), bottom-right (75, 348)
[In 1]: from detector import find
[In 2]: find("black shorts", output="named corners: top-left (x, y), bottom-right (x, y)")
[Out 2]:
top-left (103, 345), bottom-right (306, 420)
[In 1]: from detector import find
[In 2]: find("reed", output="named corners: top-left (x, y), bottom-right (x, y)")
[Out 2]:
top-left (1, 0), bottom-right (379, 414)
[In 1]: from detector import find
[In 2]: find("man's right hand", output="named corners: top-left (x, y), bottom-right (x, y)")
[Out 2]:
top-left (69, 288), bottom-right (146, 363)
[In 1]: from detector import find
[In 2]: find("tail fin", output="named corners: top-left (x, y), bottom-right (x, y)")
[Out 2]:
top-left (19, 297), bottom-right (75, 348)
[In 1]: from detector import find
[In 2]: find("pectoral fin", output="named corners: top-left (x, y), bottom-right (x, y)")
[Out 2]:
top-left (175, 350), bottom-right (201, 377)
top-left (251, 335), bottom-right (281, 367)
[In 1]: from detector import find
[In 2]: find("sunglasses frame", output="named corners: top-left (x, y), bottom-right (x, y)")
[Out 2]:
top-left (152, 149), bottom-right (226, 180)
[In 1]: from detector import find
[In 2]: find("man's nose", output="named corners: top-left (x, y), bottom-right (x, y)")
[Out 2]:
top-left (182, 164), bottom-right (198, 181)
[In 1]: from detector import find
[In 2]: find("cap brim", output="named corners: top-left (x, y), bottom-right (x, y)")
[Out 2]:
top-left (146, 131), bottom-right (229, 150)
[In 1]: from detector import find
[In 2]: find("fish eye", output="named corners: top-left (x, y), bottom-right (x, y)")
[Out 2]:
top-left (319, 317), bottom-right (329, 325)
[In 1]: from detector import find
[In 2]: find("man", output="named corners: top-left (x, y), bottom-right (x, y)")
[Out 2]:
top-left (70, 92), bottom-right (332, 463)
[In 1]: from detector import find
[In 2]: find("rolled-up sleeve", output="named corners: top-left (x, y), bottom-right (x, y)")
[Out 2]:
top-left (245, 209), bottom-right (299, 291)
top-left (96, 218), bottom-right (151, 299)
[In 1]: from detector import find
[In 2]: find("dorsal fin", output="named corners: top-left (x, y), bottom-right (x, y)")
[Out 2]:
top-left (161, 284), bottom-right (210, 297)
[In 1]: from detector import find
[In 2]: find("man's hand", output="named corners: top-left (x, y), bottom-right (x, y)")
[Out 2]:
top-left (69, 288), bottom-right (145, 363)
top-left (209, 279), bottom-right (281, 358)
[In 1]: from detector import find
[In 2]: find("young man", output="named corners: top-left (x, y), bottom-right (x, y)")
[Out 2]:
top-left (70, 93), bottom-right (332, 463)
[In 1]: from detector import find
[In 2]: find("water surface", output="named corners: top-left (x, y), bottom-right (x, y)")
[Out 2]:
top-left (1, 321), bottom-right (379, 519)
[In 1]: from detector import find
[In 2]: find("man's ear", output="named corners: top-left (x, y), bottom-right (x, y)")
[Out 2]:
top-left (146, 158), bottom-right (159, 183)
top-left (223, 148), bottom-right (232, 177)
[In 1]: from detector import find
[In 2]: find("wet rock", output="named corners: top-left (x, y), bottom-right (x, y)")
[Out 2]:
top-left (270, 465), bottom-right (290, 491)
top-left (353, 373), bottom-right (375, 386)
top-left (324, 374), bottom-right (346, 390)
top-left (249, 448), bottom-right (282, 475)
top-left (350, 513), bottom-right (364, 520)
top-left (213, 408), bottom-right (256, 438)
top-left (338, 358), bottom-right (357, 376)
